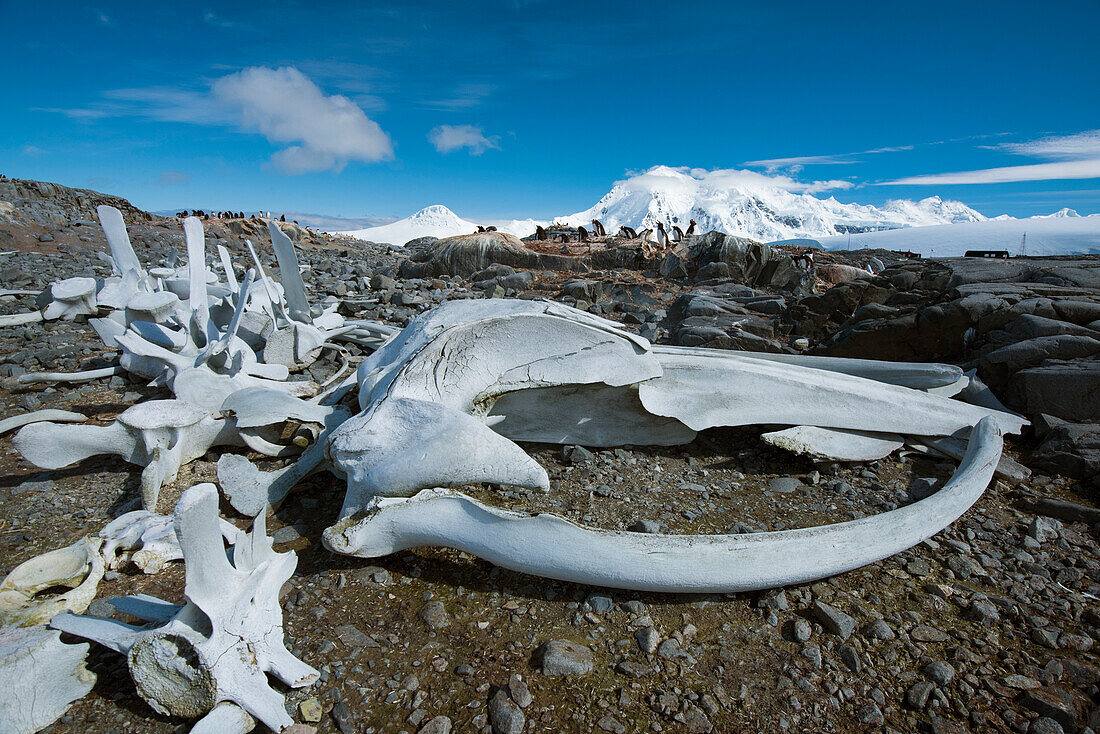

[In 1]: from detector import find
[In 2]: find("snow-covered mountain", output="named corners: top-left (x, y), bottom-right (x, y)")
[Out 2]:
top-left (816, 214), bottom-right (1100, 258)
top-left (560, 165), bottom-right (986, 241)
top-left (343, 205), bottom-right (477, 245)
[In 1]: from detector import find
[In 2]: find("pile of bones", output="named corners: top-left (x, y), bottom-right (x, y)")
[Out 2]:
top-left (0, 206), bottom-right (1028, 733)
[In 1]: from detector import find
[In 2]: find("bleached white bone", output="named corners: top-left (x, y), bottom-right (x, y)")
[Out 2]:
top-left (97, 204), bottom-right (144, 277)
top-left (216, 244), bottom-right (239, 294)
top-left (639, 349), bottom-right (1026, 436)
top-left (0, 626), bottom-right (96, 734)
top-left (190, 702), bottom-right (256, 734)
top-left (324, 418), bottom-right (1003, 592)
top-left (52, 484), bottom-right (318, 731)
top-left (0, 536), bottom-right (105, 627)
top-left (0, 408), bottom-right (86, 434)
top-left (760, 426), bottom-right (904, 462)
top-left (218, 388), bottom-right (353, 515)
top-left (268, 221), bottom-right (311, 324)
top-left (16, 365), bottom-right (124, 384)
top-left (0, 310), bottom-right (44, 327)
top-left (100, 509), bottom-right (238, 574)
top-left (42, 277), bottom-right (98, 320)
top-left (125, 290), bottom-right (180, 324)
top-left (14, 400), bottom-right (244, 511)
top-left (330, 397), bottom-right (549, 516)
top-left (325, 300), bottom-right (1022, 520)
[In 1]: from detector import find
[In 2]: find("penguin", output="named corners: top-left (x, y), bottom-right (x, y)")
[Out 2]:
top-left (280, 214), bottom-right (286, 222)
top-left (656, 222), bottom-right (670, 248)
top-left (639, 228), bottom-right (655, 242)
top-left (685, 219), bottom-right (697, 236)
top-left (578, 226), bottom-right (589, 242)
top-left (477, 225), bottom-right (487, 233)
top-left (590, 219), bottom-right (606, 237)
top-left (671, 225), bottom-right (684, 242)
top-left (485, 226), bottom-right (497, 232)
top-left (535, 225), bottom-right (548, 241)
top-left (619, 225), bottom-right (638, 239)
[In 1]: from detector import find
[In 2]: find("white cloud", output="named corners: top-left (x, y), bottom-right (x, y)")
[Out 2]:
top-left (624, 165), bottom-right (852, 195)
top-left (744, 145), bottom-right (915, 172)
top-left (20, 145), bottom-right (43, 156)
top-left (879, 159), bottom-right (1100, 186)
top-left (428, 124), bottom-right (500, 155)
top-left (212, 66), bottom-right (393, 173)
top-left (997, 129), bottom-right (1100, 159)
top-left (44, 66), bottom-right (393, 175)
top-left (881, 129), bottom-right (1100, 186)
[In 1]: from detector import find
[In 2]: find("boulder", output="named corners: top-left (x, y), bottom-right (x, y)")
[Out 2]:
top-left (1009, 358), bottom-right (1100, 423)
top-left (1031, 422), bottom-right (1100, 486)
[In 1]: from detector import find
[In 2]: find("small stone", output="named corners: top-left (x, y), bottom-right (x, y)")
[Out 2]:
top-left (284, 726), bottom-right (318, 734)
top-left (656, 638), bottom-right (694, 662)
top-left (680, 702), bottom-right (713, 733)
top-left (584, 594), bottom-right (614, 614)
top-left (791, 618), bottom-right (812, 642)
top-left (855, 703), bottom-right (884, 725)
top-left (1028, 718), bottom-right (1065, 734)
top-left (536, 639), bottom-right (594, 676)
top-left (862, 618), bottom-right (895, 640)
top-left (488, 689), bottom-right (525, 734)
top-left (1004, 674), bottom-right (1042, 690)
top-left (1030, 628), bottom-right (1060, 649)
top-left (1020, 688), bottom-right (1078, 731)
top-left (1028, 516), bottom-right (1062, 543)
top-left (907, 681), bottom-right (934, 709)
top-left (507, 674), bottom-right (532, 708)
top-left (615, 661), bottom-right (651, 678)
top-left (298, 697), bottom-right (323, 722)
top-left (924, 661), bottom-right (956, 685)
top-left (331, 701), bottom-right (354, 734)
top-left (768, 477), bottom-right (802, 493)
top-left (335, 624), bottom-right (378, 648)
top-left (968, 598), bottom-right (1000, 624)
top-left (418, 716), bottom-right (452, 734)
top-left (906, 559), bottom-right (932, 576)
top-left (837, 644), bottom-right (861, 673)
top-left (635, 626), bottom-right (660, 654)
top-left (812, 601), bottom-right (856, 639)
top-left (597, 714), bottom-right (627, 733)
top-left (911, 625), bottom-right (949, 643)
top-left (419, 601), bottom-right (452, 629)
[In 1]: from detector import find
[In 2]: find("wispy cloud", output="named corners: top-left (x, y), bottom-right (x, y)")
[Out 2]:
top-left (880, 159), bottom-right (1100, 186)
top-left (95, 10), bottom-right (113, 26)
top-left (20, 145), bottom-right (44, 156)
top-left (158, 172), bottom-right (190, 185)
top-left (744, 144), bottom-right (915, 172)
top-left (880, 129), bottom-right (1100, 185)
top-left (41, 66), bottom-right (394, 175)
top-left (428, 124), bottom-right (501, 155)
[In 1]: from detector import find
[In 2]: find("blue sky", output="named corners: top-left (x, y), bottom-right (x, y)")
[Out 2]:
top-left (3, 0), bottom-right (1099, 221)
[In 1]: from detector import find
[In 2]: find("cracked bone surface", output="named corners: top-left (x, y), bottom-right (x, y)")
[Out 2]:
top-left (51, 483), bottom-right (318, 731)
top-left (13, 400), bottom-right (244, 511)
top-left (325, 418), bottom-right (1004, 592)
top-left (0, 626), bottom-right (96, 734)
top-left (0, 536), bottom-right (105, 627)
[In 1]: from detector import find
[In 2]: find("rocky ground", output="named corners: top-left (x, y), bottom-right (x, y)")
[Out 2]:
top-left (0, 178), bottom-right (1097, 734)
